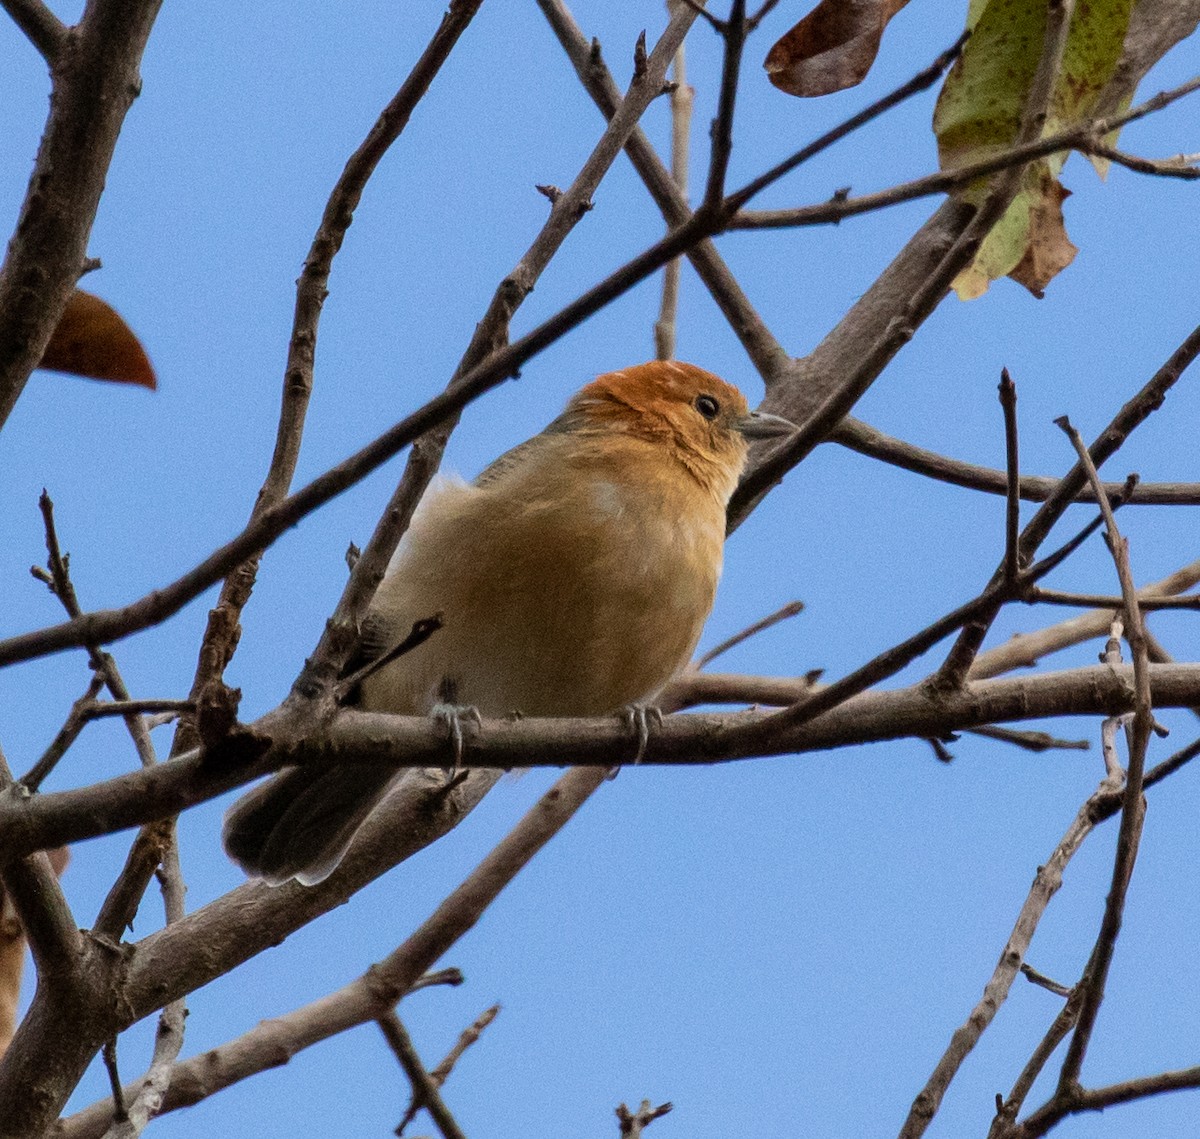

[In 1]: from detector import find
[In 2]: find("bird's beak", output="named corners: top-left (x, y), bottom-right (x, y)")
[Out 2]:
top-left (733, 409), bottom-right (796, 439)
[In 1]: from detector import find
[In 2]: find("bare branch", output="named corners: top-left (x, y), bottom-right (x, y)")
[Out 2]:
top-left (0, 0), bottom-right (164, 429)
top-left (970, 557), bottom-right (1200, 680)
top-left (999, 370), bottom-right (1021, 584)
top-left (376, 1013), bottom-right (467, 1139)
top-left (1051, 417), bottom-right (1154, 1095)
top-left (395, 1004), bottom-right (499, 1136)
top-left (899, 737), bottom-right (1126, 1138)
top-left (654, 10), bottom-right (692, 362)
top-left (832, 416), bottom-right (1200, 505)
top-left (694, 600), bottom-right (804, 668)
top-left (935, 318), bottom-right (1200, 687)
top-left (10, 661), bottom-right (1200, 866)
top-left (0, 749), bottom-right (81, 976)
top-left (703, 0), bottom-right (747, 209)
top-left (1, 0), bottom-right (66, 62)
top-left (58, 769), bottom-right (602, 1137)
top-left (1085, 141), bottom-right (1200, 178)
top-left (22, 675), bottom-right (104, 791)
top-left (616, 1099), bottom-right (673, 1136)
top-left (730, 76), bottom-right (1200, 231)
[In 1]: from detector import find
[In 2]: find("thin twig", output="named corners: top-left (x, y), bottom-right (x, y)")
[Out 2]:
top-left (428, 1004), bottom-right (499, 1085)
top-left (101, 1041), bottom-right (127, 1123)
top-left (616, 1099), bottom-right (673, 1136)
top-left (1051, 417), bottom-right (1154, 1096)
top-left (1000, 370), bottom-right (1020, 583)
top-left (178, 0), bottom-right (490, 730)
top-left (703, 0), bottom-right (746, 209)
top-left (990, 988), bottom-right (1084, 1137)
top-left (376, 1013), bottom-right (468, 1139)
top-left (22, 675), bottom-right (104, 791)
top-left (833, 416), bottom-right (1200, 505)
top-left (36, 492), bottom-right (159, 768)
top-left (735, 505), bottom-right (1118, 748)
top-left (970, 557), bottom-right (1200, 681)
top-left (898, 742), bottom-right (1126, 1138)
top-left (395, 1004), bottom-right (499, 1135)
top-left (966, 725), bottom-right (1089, 753)
top-left (1029, 588), bottom-right (1200, 610)
top-left (1019, 964), bottom-right (1073, 998)
top-left (934, 318), bottom-right (1200, 689)
top-left (654, 7), bottom-right (692, 362)
top-left (694, 600), bottom-right (804, 667)
top-left (730, 75), bottom-right (1200, 230)
top-left (1084, 141), bottom-right (1200, 178)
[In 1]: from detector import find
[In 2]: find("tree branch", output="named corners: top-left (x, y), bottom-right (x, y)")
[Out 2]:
top-left (1, 0), bottom-right (66, 62)
top-left (0, 0), bottom-right (164, 430)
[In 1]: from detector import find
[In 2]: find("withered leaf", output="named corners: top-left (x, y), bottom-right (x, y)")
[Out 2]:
top-left (764, 0), bottom-right (911, 98)
top-left (38, 288), bottom-right (156, 390)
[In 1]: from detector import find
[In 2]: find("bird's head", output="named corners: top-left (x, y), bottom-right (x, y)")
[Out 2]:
top-left (566, 360), bottom-right (794, 499)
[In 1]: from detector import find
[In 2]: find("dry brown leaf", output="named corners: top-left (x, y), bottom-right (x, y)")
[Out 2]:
top-left (764, 0), bottom-right (911, 97)
top-left (1008, 176), bottom-right (1078, 297)
top-left (38, 288), bottom-right (156, 390)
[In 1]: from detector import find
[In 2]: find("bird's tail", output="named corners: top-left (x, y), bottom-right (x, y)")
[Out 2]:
top-left (222, 763), bottom-right (399, 886)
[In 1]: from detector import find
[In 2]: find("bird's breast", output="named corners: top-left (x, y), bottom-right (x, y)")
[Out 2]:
top-left (360, 464), bottom-right (725, 719)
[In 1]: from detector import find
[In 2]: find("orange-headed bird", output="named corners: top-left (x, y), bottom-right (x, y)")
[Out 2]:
top-left (224, 360), bottom-right (793, 883)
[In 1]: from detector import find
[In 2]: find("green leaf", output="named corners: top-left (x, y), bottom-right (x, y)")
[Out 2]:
top-left (934, 0), bottom-right (1134, 297)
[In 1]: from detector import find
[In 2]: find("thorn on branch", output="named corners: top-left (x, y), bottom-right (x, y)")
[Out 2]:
top-left (535, 183), bottom-right (562, 205)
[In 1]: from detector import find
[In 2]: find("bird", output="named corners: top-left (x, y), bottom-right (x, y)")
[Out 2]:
top-left (222, 360), bottom-right (794, 885)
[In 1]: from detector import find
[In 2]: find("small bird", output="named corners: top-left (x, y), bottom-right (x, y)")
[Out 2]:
top-left (223, 360), bottom-right (794, 884)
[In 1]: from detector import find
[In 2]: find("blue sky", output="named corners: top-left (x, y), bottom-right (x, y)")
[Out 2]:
top-left (2, 2), bottom-right (1199, 1136)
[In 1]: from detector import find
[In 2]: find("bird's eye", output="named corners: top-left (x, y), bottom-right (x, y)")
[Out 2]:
top-left (695, 394), bottom-right (720, 420)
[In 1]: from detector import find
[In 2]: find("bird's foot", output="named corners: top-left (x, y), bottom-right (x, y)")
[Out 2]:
top-left (431, 704), bottom-right (482, 772)
top-left (621, 704), bottom-right (663, 765)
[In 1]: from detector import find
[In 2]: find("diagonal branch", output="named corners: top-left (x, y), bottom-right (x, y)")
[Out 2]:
top-left (376, 1013), bottom-right (467, 1139)
top-left (1, 0), bottom-right (66, 62)
top-left (178, 0), bottom-right (491, 725)
top-left (0, 25), bottom-right (961, 674)
top-left (1050, 418), bottom-right (1153, 1095)
top-left (0, 0), bottom-right (164, 430)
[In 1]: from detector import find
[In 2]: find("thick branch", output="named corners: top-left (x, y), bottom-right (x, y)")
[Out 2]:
top-left (5, 663), bottom-right (1200, 865)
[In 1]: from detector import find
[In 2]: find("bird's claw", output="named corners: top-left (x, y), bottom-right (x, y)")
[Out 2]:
top-left (431, 704), bottom-right (482, 772)
top-left (621, 704), bottom-right (663, 765)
